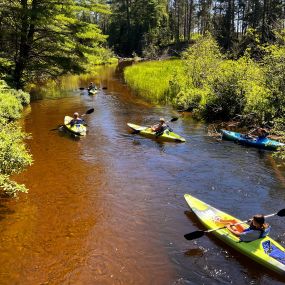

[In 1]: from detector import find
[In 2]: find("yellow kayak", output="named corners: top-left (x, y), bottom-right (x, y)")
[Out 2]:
top-left (88, 88), bottom-right (98, 95)
top-left (184, 194), bottom-right (285, 275)
top-left (63, 116), bottom-right (87, 136)
top-left (127, 123), bottom-right (186, 142)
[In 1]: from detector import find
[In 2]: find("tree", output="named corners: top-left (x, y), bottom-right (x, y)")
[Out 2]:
top-left (0, 0), bottom-right (110, 89)
top-left (108, 0), bottom-right (170, 56)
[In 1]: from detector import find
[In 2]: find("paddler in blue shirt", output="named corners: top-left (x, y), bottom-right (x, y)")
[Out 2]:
top-left (226, 214), bottom-right (271, 242)
top-left (256, 127), bottom-right (269, 140)
top-left (248, 127), bottom-right (269, 140)
top-left (69, 112), bottom-right (84, 126)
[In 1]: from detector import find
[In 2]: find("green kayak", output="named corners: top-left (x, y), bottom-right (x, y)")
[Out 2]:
top-left (185, 194), bottom-right (285, 276)
top-left (127, 123), bottom-right (186, 142)
top-left (63, 116), bottom-right (87, 136)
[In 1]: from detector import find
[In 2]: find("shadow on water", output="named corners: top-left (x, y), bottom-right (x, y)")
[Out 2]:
top-left (0, 203), bottom-right (14, 221)
top-left (58, 127), bottom-right (82, 141)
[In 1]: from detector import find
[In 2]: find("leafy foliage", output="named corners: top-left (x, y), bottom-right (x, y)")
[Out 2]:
top-left (108, 0), bottom-right (170, 56)
top-left (124, 34), bottom-right (273, 124)
top-left (0, 0), bottom-right (114, 89)
top-left (0, 81), bottom-right (32, 195)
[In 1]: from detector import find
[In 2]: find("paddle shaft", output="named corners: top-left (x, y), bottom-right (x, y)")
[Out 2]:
top-left (142, 117), bottom-right (178, 130)
top-left (205, 211), bottom-right (278, 234)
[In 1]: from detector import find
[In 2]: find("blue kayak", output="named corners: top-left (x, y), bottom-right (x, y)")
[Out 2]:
top-left (221, 129), bottom-right (285, 150)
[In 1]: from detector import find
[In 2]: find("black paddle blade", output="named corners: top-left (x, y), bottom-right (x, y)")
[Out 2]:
top-left (170, 117), bottom-right (178, 122)
top-left (184, 230), bottom-right (205, 240)
top-left (277, 209), bottom-right (285, 217)
top-left (85, 108), bottom-right (94, 115)
top-left (79, 87), bottom-right (85, 90)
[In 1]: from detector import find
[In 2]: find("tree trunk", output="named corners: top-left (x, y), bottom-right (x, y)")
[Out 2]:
top-left (14, 0), bottom-right (37, 89)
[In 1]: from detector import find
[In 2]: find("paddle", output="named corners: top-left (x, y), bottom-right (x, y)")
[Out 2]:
top-left (79, 86), bottom-right (108, 90)
top-left (184, 208), bottom-right (285, 241)
top-left (82, 108), bottom-right (94, 116)
top-left (50, 108), bottom-right (94, 131)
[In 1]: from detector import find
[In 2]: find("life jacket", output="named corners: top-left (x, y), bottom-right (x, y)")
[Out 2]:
top-left (70, 118), bottom-right (84, 126)
top-left (242, 225), bottom-right (271, 240)
top-left (155, 124), bottom-right (170, 136)
top-left (259, 226), bottom-right (271, 238)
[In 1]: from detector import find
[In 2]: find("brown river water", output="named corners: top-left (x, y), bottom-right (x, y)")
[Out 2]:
top-left (1, 64), bottom-right (285, 284)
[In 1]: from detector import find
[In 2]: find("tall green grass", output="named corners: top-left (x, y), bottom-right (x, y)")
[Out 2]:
top-left (124, 59), bottom-right (183, 103)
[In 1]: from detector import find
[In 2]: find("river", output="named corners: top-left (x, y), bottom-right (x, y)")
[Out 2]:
top-left (0, 64), bottom-right (285, 284)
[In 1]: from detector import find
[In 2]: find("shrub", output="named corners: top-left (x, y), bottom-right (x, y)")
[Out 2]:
top-left (0, 122), bottom-right (32, 196)
top-left (0, 80), bottom-right (32, 195)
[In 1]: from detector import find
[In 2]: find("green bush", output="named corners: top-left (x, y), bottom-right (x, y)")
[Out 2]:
top-left (0, 80), bottom-right (32, 195)
top-left (0, 122), bottom-right (32, 175)
top-left (0, 92), bottom-right (23, 120)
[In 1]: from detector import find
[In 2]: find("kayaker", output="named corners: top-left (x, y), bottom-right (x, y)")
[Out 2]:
top-left (248, 127), bottom-right (269, 140)
top-left (69, 112), bottom-right (84, 126)
top-left (256, 127), bottom-right (269, 140)
top-left (151, 118), bottom-right (170, 135)
top-left (88, 82), bottom-right (97, 91)
top-left (226, 214), bottom-right (271, 242)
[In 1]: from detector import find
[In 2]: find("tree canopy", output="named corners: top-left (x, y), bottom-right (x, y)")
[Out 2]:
top-left (0, 0), bottom-right (112, 89)
top-left (103, 0), bottom-right (285, 57)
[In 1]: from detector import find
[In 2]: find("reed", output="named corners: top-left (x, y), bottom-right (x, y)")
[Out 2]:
top-left (124, 59), bottom-right (183, 103)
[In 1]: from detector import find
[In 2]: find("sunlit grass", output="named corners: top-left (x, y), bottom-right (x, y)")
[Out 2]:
top-left (124, 59), bottom-right (183, 103)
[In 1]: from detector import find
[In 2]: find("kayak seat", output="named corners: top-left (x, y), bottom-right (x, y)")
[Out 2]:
top-left (263, 240), bottom-right (285, 265)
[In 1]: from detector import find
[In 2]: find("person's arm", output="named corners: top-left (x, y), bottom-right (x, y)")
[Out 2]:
top-left (151, 124), bottom-right (158, 131)
top-left (226, 224), bottom-right (242, 236)
top-left (67, 119), bottom-right (74, 126)
top-left (247, 128), bottom-right (257, 137)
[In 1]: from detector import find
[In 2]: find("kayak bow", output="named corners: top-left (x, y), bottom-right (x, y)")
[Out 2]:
top-left (184, 194), bottom-right (285, 276)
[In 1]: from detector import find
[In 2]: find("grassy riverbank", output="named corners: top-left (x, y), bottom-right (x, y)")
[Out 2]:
top-left (124, 34), bottom-right (285, 126)
top-left (124, 59), bottom-right (183, 103)
top-left (0, 80), bottom-right (32, 196)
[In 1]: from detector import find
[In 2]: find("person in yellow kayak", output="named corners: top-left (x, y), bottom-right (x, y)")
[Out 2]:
top-left (224, 214), bottom-right (271, 242)
top-left (69, 112), bottom-right (85, 127)
top-left (151, 118), bottom-right (171, 135)
top-left (88, 82), bottom-right (97, 91)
